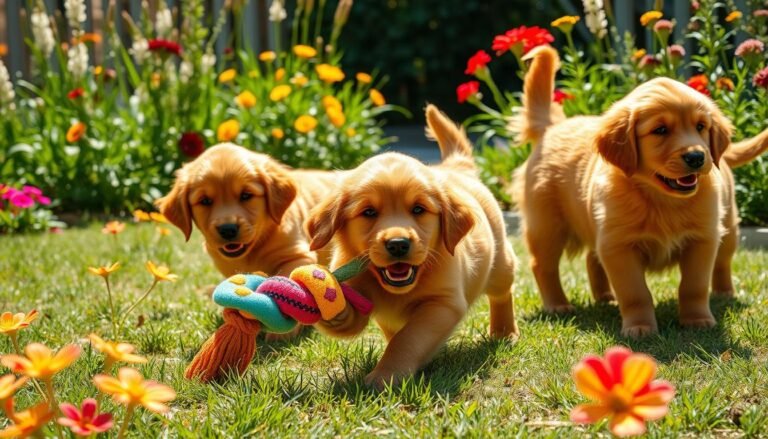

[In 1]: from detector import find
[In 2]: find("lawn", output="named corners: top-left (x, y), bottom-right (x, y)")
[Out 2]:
top-left (1, 223), bottom-right (767, 437)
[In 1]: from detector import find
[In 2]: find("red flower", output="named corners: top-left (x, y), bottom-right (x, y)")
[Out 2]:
top-left (492, 25), bottom-right (554, 56)
top-left (456, 81), bottom-right (480, 103)
top-left (178, 132), bottom-right (205, 158)
top-left (67, 88), bottom-right (84, 100)
top-left (687, 74), bottom-right (710, 96)
top-left (58, 398), bottom-right (113, 436)
top-left (754, 67), bottom-right (768, 89)
top-left (147, 39), bottom-right (182, 56)
top-left (553, 89), bottom-right (574, 104)
top-left (465, 50), bottom-right (492, 75)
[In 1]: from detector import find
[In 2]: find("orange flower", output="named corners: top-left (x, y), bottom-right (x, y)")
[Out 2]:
top-left (356, 72), bottom-right (373, 84)
top-left (0, 402), bottom-right (54, 438)
top-left (322, 95), bottom-right (343, 112)
top-left (235, 90), bottom-right (257, 108)
top-left (102, 221), bottom-right (125, 235)
top-left (149, 212), bottom-right (168, 223)
top-left (716, 77), bottom-right (735, 91)
top-left (570, 346), bottom-right (675, 437)
top-left (66, 121), bottom-right (86, 143)
top-left (0, 374), bottom-right (28, 400)
top-left (93, 367), bottom-right (176, 413)
top-left (157, 226), bottom-right (171, 237)
top-left (315, 64), bottom-right (345, 83)
top-left (290, 75), bottom-right (309, 87)
top-left (345, 127), bottom-right (357, 137)
top-left (631, 49), bottom-right (647, 61)
top-left (640, 10), bottom-right (663, 27)
top-left (326, 106), bottom-right (346, 128)
top-left (218, 68), bottom-right (237, 83)
top-left (271, 128), bottom-right (285, 140)
top-left (294, 115), bottom-right (318, 134)
top-left (725, 10), bottom-right (742, 22)
top-left (217, 119), bottom-right (240, 142)
top-left (78, 33), bottom-right (102, 44)
top-left (269, 84), bottom-right (292, 102)
top-left (275, 67), bottom-right (286, 81)
top-left (133, 209), bottom-right (151, 222)
top-left (293, 44), bottom-right (317, 59)
top-left (87, 262), bottom-right (121, 279)
top-left (89, 334), bottom-right (147, 365)
top-left (369, 89), bottom-right (386, 107)
top-left (1, 343), bottom-right (81, 380)
top-left (0, 310), bottom-right (39, 336)
top-left (258, 51), bottom-right (276, 62)
top-left (145, 261), bottom-right (178, 282)
top-left (0, 44), bottom-right (7, 57)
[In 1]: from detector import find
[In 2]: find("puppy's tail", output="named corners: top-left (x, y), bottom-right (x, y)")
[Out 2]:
top-left (425, 104), bottom-right (476, 172)
top-left (723, 128), bottom-right (768, 168)
top-left (508, 45), bottom-right (565, 146)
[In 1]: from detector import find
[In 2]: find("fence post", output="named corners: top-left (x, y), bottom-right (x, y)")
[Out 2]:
top-left (5, 0), bottom-right (26, 77)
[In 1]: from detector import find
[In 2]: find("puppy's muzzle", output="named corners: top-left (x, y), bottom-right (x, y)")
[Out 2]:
top-left (385, 237), bottom-right (411, 258)
top-left (682, 151), bottom-right (705, 170)
top-left (217, 223), bottom-right (239, 241)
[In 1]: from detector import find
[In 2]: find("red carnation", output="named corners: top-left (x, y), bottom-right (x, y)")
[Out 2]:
top-left (553, 89), bottom-right (573, 104)
top-left (67, 88), bottom-right (84, 100)
top-left (465, 50), bottom-right (492, 75)
top-left (687, 74), bottom-right (710, 96)
top-left (456, 81), bottom-right (480, 103)
top-left (148, 39), bottom-right (182, 56)
top-left (178, 132), bottom-right (205, 158)
top-left (492, 25), bottom-right (554, 57)
top-left (754, 67), bottom-right (768, 89)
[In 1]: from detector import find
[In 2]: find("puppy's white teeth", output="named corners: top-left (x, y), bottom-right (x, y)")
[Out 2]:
top-left (675, 174), bottom-right (698, 187)
top-left (384, 267), bottom-right (413, 281)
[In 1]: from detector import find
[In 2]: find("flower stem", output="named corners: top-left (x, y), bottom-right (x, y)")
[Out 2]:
top-left (45, 379), bottom-right (65, 438)
top-left (9, 332), bottom-right (21, 354)
top-left (117, 280), bottom-right (158, 334)
top-left (117, 404), bottom-right (136, 439)
top-left (104, 277), bottom-right (119, 338)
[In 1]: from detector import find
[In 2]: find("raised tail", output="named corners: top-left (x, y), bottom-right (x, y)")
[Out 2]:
top-left (723, 127), bottom-right (768, 168)
top-left (425, 104), bottom-right (476, 171)
top-left (509, 45), bottom-right (565, 146)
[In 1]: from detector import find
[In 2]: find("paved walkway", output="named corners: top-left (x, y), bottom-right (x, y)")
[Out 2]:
top-left (382, 125), bottom-right (442, 164)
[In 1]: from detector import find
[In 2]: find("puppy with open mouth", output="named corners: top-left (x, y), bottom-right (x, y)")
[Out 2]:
top-left (306, 105), bottom-right (519, 388)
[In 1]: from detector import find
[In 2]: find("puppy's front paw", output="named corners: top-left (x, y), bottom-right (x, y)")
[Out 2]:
top-left (364, 369), bottom-right (401, 391)
top-left (593, 291), bottom-right (616, 303)
top-left (680, 315), bottom-right (716, 328)
top-left (544, 303), bottom-right (575, 314)
top-left (712, 289), bottom-right (735, 298)
top-left (621, 324), bottom-right (657, 339)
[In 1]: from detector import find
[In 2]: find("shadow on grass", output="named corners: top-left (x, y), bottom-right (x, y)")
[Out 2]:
top-left (525, 295), bottom-right (751, 363)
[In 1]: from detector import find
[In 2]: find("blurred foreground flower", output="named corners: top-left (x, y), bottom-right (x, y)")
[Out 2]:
top-left (178, 132), bottom-right (205, 158)
top-left (1, 343), bottom-right (81, 380)
top-left (66, 121), bottom-right (86, 143)
top-left (58, 398), bottom-right (113, 436)
top-left (89, 334), bottom-right (147, 372)
top-left (217, 119), bottom-right (240, 142)
top-left (0, 402), bottom-right (54, 438)
top-left (570, 346), bottom-right (675, 437)
top-left (0, 374), bottom-right (28, 401)
top-left (102, 221), bottom-right (125, 235)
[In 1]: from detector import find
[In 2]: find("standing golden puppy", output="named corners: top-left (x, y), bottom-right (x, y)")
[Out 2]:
top-left (513, 47), bottom-right (768, 337)
top-left (156, 143), bottom-right (338, 277)
top-left (306, 105), bottom-right (519, 388)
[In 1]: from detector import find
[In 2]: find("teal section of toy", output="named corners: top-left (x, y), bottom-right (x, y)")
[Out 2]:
top-left (212, 274), bottom-right (298, 334)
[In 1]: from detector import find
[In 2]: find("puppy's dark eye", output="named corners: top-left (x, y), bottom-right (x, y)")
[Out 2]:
top-left (200, 196), bottom-right (213, 206)
top-left (696, 122), bottom-right (705, 132)
top-left (240, 192), bottom-right (253, 201)
top-left (362, 207), bottom-right (377, 218)
top-left (412, 205), bottom-right (425, 215)
top-left (652, 126), bottom-right (668, 135)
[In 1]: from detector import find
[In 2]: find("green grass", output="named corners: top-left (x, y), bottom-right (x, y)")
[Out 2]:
top-left (1, 224), bottom-right (767, 437)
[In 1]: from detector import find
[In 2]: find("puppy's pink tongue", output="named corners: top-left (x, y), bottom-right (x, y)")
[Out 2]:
top-left (224, 243), bottom-right (244, 252)
top-left (387, 263), bottom-right (411, 276)
top-left (676, 174), bottom-right (698, 187)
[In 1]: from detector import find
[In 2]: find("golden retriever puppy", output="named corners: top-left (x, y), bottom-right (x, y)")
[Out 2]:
top-left (306, 105), bottom-right (519, 388)
top-left (513, 46), bottom-right (768, 338)
top-left (156, 143), bottom-right (338, 277)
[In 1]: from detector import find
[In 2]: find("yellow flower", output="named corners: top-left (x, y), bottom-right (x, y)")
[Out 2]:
top-left (291, 75), bottom-right (309, 87)
top-left (0, 310), bottom-right (38, 336)
top-left (149, 212), bottom-right (168, 223)
top-left (133, 209), bottom-right (151, 222)
top-left (218, 68), bottom-right (237, 83)
top-left (294, 115), bottom-right (318, 134)
top-left (258, 51), bottom-right (277, 62)
top-left (269, 84), bottom-right (292, 101)
top-left (151, 72), bottom-right (162, 87)
top-left (78, 33), bottom-right (102, 44)
top-left (369, 89), bottom-right (386, 107)
top-left (271, 128), bottom-right (285, 140)
top-left (345, 127), bottom-right (356, 137)
top-left (66, 121), bottom-right (86, 143)
top-left (217, 119), bottom-right (240, 142)
top-left (0, 374), bottom-right (28, 400)
top-left (0, 402), bottom-right (54, 438)
top-left (293, 44), bottom-right (317, 59)
top-left (326, 106), bottom-right (346, 128)
top-left (632, 49), bottom-right (647, 61)
top-left (725, 10), bottom-right (742, 22)
top-left (248, 70), bottom-right (259, 78)
top-left (356, 72), bottom-right (373, 84)
top-left (1, 343), bottom-right (81, 380)
top-left (275, 67), bottom-right (286, 81)
top-left (94, 65), bottom-right (104, 76)
top-left (93, 367), bottom-right (176, 413)
top-left (102, 221), bottom-right (125, 235)
top-left (235, 90), bottom-right (257, 108)
top-left (145, 261), bottom-right (178, 282)
top-left (322, 95), bottom-right (343, 112)
top-left (315, 64), bottom-right (345, 83)
top-left (87, 262), bottom-right (121, 279)
top-left (551, 15), bottom-right (580, 33)
top-left (157, 226), bottom-right (171, 237)
top-left (89, 334), bottom-right (147, 365)
top-left (640, 11), bottom-right (663, 27)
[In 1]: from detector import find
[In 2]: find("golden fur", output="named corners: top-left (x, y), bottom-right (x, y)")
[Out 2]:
top-left (512, 46), bottom-right (756, 338)
top-left (306, 105), bottom-right (518, 388)
top-left (156, 143), bottom-right (337, 277)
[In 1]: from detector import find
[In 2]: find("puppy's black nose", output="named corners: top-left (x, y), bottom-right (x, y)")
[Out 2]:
top-left (385, 238), bottom-right (411, 258)
top-left (682, 151), bottom-right (705, 169)
top-left (217, 223), bottom-right (239, 241)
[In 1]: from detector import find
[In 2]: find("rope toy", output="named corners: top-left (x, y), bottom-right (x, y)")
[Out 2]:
top-left (185, 258), bottom-right (372, 382)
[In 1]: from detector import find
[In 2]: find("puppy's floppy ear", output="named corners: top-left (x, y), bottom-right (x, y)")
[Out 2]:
top-left (708, 105), bottom-right (732, 168)
top-left (155, 170), bottom-right (192, 241)
top-left (439, 188), bottom-right (475, 256)
top-left (595, 105), bottom-right (638, 176)
top-left (305, 193), bottom-right (348, 251)
top-left (259, 160), bottom-right (297, 223)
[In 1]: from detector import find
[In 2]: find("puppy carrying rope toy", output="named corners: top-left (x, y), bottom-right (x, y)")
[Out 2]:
top-left (185, 258), bottom-right (372, 382)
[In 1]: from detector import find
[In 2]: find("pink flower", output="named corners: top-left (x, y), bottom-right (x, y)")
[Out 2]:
top-left (22, 185), bottom-right (51, 205)
top-left (667, 44), bottom-right (686, 59)
top-left (58, 398), bottom-right (113, 436)
top-left (754, 67), bottom-right (768, 89)
top-left (465, 50), bottom-right (492, 75)
top-left (735, 39), bottom-right (765, 58)
top-left (638, 55), bottom-right (661, 71)
top-left (9, 192), bottom-right (34, 209)
top-left (456, 81), bottom-right (480, 103)
top-left (754, 9), bottom-right (768, 17)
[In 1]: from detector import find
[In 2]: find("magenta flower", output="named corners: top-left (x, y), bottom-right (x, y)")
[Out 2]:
top-left (9, 192), bottom-right (34, 209)
top-left (754, 67), bottom-right (768, 89)
top-left (22, 185), bottom-right (51, 205)
top-left (58, 398), bottom-right (113, 436)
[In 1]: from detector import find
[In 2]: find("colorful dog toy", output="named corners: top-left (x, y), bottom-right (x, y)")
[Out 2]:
top-left (185, 258), bottom-right (372, 382)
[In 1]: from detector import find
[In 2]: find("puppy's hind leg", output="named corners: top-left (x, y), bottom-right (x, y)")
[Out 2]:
top-left (587, 251), bottom-right (615, 303)
top-left (525, 217), bottom-right (573, 313)
top-left (712, 224), bottom-right (737, 298)
top-left (486, 241), bottom-right (519, 339)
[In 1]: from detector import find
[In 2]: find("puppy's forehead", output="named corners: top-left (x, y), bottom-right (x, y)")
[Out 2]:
top-left (349, 153), bottom-right (435, 195)
top-left (631, 78), bottom-right (710, 116)
top-left (186, 145), bottom-right (262, 184)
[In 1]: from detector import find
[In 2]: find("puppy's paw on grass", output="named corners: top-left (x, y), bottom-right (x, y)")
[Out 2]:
top-left (543, 303), bottom-right (576, 314)
top-left (621, 324), bottom-right (657, 339)
top-left (364, 369), bottom-right (401, 391)
top-left (680, 316), bottom-right (717, 328)
top-left (712, 289), bottom-right (735, 298)
top-left (593, 291), bottom-right (616, 303)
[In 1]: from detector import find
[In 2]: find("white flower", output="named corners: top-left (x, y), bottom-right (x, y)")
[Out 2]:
top-left (130, 38), bottom-right (149, 63)
top-left (155, 7), bottom-right (173, 37)
top-left (582, 0), bottom-right (608, 39)
top-left (67, 43), bottom-right (89, 80)
top-left (179, 61), bottom-right (193, 83)
top-left (64, 0), bottom-right (87, 30)
top-left (31, 10), bottom-right (55, 58)
top-left (269, 0), bottom-right (287, 22)
top-left (201, 51), bottom-right (216, 73)
top-left (0, 59), bottom-right (15, 111)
